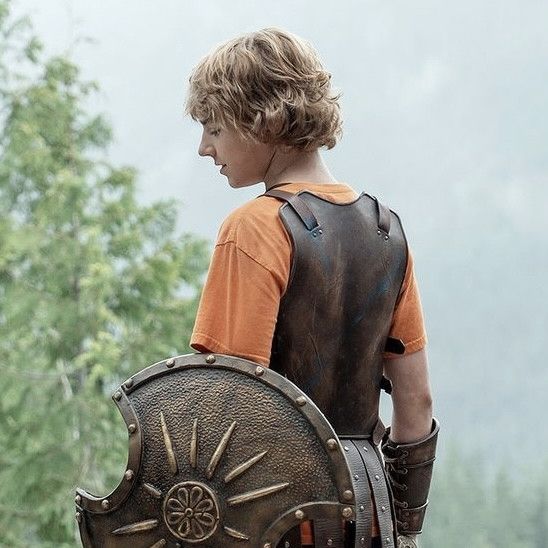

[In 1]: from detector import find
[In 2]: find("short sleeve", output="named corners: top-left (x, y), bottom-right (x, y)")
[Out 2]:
top-left (383, 250), bottom-right (428, 358)
top-left (190, 240), bottom-right (285, 366)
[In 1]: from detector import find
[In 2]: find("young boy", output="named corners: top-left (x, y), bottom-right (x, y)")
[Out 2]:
top-left (185, 28), bottom-right (437, 548)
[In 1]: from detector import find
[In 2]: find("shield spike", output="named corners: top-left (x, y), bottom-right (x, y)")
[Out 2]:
top-left (224, 450), bottom-right (269, 484)
top-left (227, 482), bottom-right (290, 506)
top-left (190, 418), bottom-right (198, 468)
top-left (160, 411), bottom-right (178, 476)
top-left (205, 421), bottom-right (236, 479)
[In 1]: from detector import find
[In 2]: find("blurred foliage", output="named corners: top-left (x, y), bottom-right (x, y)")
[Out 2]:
top-left (0, 1), bottom-right (208, 545)
top-left (421, 449), bottom-right (548, 548)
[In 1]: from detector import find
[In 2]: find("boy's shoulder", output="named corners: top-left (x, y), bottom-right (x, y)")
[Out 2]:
top-left (217, 193), bottom-right (283, 245)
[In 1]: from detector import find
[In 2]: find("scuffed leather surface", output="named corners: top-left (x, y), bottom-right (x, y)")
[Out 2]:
top-left (270, 192), bottom-right (407, 436)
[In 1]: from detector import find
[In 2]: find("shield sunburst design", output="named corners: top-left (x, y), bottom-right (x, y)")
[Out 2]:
top-left (75, 354), bottom-right (355, 548)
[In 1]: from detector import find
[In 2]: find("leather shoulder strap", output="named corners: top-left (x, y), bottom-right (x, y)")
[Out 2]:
top-left (263, 188), bottom-right (319, 231)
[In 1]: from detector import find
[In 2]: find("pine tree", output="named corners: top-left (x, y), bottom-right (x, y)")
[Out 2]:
top-left (0, 2), bottom-right (208, 545)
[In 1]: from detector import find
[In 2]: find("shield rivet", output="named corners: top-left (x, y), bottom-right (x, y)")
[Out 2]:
top-left (326, 438), bottom-right (338, 450)
top-left (344, 445), bottom-right (349, 452)
top-left (124, 469), bottom-right (134, 481)
top-left (255, 366), bottom-right (264, 376)
top-left (375, 474), bottom-right (380, 481)
top-left (295, 509), bottom-right (305, 520)
top-left (113, 391), bottom-right (122, 401)
top-left (327, 540), bottom-right (333, 546)
top-left (381, 505), bottom-right (387, 512)
top-left (75, 494), bottom-right (81, 505)
top-left (75, 512), bottom-right (82, 523)
top-left (296, 396), bottom-right (307, 406)
top-left (343, 489), bottom-right (353, 501)
top-left (342, 507), bottom-right (353, 518)
top-left (124, 378), bottom-right (133, 389)
top-left (166, 358), bottom-right (175, 367)
top-left (363, 446), bottom-right (369, 452)
top-left (206, 354), bottom-right (216, 364)
top-left (101, 499), bottom-right (110, 510)
top-left (360, 505), bottom-right (365, 511)
top-left (284, 542), bottom-right (290, 548)
top-left (354, 474), bottom-right (359, 480)
top-left (264, 544), bottom-right (272, 548)
top-left (128, 423), bottom-right (137, 434)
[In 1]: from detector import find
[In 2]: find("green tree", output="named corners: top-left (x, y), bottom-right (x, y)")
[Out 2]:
top-left (0, 2), bottom-right (208, 545)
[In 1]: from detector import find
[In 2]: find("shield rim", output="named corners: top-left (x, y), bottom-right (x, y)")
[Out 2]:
top-left (75, 352), bottom-right (356, 522)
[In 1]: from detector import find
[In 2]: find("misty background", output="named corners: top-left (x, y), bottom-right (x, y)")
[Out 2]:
top-left (11, 0), bottom-right (547, 468)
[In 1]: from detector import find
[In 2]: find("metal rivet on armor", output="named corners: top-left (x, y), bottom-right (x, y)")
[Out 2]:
top-left (255, 366), bottom-right (264, 376)
top-left (264, 544), bottom-right (272, 548)
top-left (205, 354), bottom-right (216, 364)
top-left (354, 474), bottom-right (359, 480)
top-left (312, 232), bottom-right (317, 237)
top-left (296, 396), bottom-right (307, 406)
top-left (384, 235), bottom-right (389, 240)
top-left (386, 538), bottom-right (391, 544)
top-left (342, 507), bottom-right (353, 518)
top-left (363, 446), bottom-right (369, 452)
top-left (128, 423), bottom-right (137, 434)
top-left (375, 474), bottom-right (380, 481)
top-left (326, 438), bottom-right (338, 450)
top-left (113, 391), bottom-right (122, 401)
top-left (124, 469), bottom-right (134, 481)
top-left (75, 512), bottom-right (82, 523)
top-left (319, 229), bottom-right (323, 234)
top-left (359, 505), bottom-right (365, 512)
top-left (344, 445), bottom-right (349, 452)
top-left (124, 378), bottom-right (133, 389)
top-left (381, 505), bottom-right (387, 512)
top-left (360, 538), bottom-right (366, 545)
top-left (343, 489), bottom-right (353, 501)
top-left (284, 542), bottom-right (290, 548)
top-left (75, 494), bottom-right (81, 505)
top-left (295, 509), bottom-right (305, 520)
top-left (377, 230), bottom-right (381, 235)
top-left (327, 540), bottom-right (333, 546)
top-left (166, 358), bottom-right (175, 367)
top-left (101, 499), bottom-right (110, 510)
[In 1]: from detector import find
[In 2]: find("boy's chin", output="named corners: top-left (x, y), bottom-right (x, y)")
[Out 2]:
top-left (228, 178), bottom-right (263, 189)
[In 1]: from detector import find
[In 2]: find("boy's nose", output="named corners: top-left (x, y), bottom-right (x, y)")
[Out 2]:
top-left (198, 137), bottom-right (214, 158)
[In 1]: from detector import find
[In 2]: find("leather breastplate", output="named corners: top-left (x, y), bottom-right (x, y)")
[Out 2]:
top-left (266, 189), bottom-right (407, 437)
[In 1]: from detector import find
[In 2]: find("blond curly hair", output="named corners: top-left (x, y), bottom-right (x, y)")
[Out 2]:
top-left (185, 28), bottom-right (342, 151)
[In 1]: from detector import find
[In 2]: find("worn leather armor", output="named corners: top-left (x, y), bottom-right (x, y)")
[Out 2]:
top-left (267, 189), bottom-right (408, 438)
top-left (381, 419), bottom-right (440, 537)
top-left (265, 189), bottom-right (409, 548)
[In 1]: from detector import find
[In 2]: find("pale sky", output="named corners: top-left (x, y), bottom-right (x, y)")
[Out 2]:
top-left (9, 0), bottom-right (548, 456)
top-left (12, 0), bottom-right (547, 242)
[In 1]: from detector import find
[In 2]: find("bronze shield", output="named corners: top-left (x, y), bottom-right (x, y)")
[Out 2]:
top-left (75, 353), bottom-right (355, 547)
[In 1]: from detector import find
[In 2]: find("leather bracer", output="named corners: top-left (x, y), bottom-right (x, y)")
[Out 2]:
top-left (381, 418), bottom-right (440, 535)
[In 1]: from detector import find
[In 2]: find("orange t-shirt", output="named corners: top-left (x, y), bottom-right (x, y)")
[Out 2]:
top-left (190, 181), bottom-right (427, 544)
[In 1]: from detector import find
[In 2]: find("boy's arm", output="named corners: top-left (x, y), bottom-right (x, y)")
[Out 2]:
top-left (382, 349), bottom-right (438, 545)
top-left (383, 348), bottom-right (433, 443)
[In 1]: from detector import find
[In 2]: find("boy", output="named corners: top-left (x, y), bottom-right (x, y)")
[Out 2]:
top-left (186, 28), bottom-right (437, 548)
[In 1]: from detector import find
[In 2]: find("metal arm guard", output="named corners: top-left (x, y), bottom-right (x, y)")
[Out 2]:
top-left (381, 418), bottom-right (440, 536)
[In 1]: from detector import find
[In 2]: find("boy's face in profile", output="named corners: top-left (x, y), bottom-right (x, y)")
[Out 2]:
top-left (198, 124), bottom-right (276, 188)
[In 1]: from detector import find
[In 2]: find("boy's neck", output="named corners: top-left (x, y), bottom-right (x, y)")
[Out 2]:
top-left (263, 148), bottom-right (337, 190)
